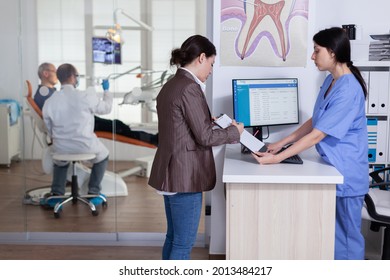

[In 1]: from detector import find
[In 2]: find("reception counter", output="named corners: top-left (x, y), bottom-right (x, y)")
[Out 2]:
top-left (223, 144), bottom-right (343, 260)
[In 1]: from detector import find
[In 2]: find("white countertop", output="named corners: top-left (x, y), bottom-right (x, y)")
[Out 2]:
top-left (223, 144), bottom-right (343, 184)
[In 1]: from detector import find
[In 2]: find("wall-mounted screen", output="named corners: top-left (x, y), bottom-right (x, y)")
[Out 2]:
top-left (92, 37), bottom-right (121, 64)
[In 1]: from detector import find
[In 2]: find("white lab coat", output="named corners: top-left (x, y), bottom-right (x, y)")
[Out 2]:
top-left (43, 84), bottom-right (113, 163)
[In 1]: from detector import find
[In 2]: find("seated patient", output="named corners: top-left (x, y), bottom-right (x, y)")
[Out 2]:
top-left (94, 116), bottom-right (158, 145)
top-left (42, 63), bottom-right (112, 206)
top-left (34, 62), bottom-right (58, 110)
top-left (34, 62), bottom-right (158, 146)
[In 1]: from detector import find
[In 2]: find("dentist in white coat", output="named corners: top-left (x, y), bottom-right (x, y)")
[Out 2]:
top-left (43, 63), bottom-right (113, 206)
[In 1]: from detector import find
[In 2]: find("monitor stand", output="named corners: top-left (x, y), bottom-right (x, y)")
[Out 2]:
top-left (241, 126), bottom-right (263, 154)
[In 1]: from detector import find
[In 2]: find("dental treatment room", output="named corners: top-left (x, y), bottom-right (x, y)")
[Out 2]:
top-left (1, 0), bottom-right (390, 262)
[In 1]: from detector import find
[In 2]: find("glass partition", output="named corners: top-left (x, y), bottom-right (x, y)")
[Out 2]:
top-left (0, 0), bottom-right (207, 242)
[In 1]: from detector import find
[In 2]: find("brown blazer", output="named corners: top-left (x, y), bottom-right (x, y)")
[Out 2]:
top-left (148, 69), bottom-right (240, 193)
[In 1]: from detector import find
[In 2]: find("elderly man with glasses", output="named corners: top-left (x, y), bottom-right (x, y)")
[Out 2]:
top-left (34, 62), bottom-right (59, 110)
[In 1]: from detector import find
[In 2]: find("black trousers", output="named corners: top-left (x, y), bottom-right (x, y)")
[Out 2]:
top-left (94, 116), bottom-right (158, 146)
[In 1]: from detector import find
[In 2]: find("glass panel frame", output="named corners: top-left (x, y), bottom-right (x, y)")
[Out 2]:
top-left (1, 0), bottom-right (207, 239)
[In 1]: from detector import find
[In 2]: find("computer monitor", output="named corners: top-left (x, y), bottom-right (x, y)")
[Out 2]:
top-left (92, 37), bottom-right (121, 64)
top-left (232, 78), bottom-right (299, 141)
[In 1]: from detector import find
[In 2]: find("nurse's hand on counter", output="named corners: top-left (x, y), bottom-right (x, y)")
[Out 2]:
top-left (252, 151), bottom-right (281, 165)
top-left (265, 142), bottom-right (284, 155)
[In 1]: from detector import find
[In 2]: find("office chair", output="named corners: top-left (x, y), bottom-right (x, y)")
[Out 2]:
top-left (47, 153), bottom-right (107, 218)
top-left (361, 167), bottom-right (390, 259)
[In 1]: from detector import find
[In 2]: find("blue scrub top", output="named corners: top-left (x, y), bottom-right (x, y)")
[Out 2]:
top-left (312, 74), bottom-right (369, 197)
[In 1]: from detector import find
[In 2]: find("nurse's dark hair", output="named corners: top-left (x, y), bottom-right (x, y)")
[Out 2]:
top-left (170, 35), bottom-right (216, 67)
top-left (56, 63), bottom-right (78, 84)
top-left (313, 27), bottom-right (367, 99)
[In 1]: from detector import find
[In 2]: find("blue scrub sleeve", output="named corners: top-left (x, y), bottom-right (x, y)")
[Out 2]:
top-left (314, 84), bottom-right (361, 140)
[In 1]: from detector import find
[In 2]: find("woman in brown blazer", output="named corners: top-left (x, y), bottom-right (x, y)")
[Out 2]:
top-left (148, 35), bottom-right (243, 260)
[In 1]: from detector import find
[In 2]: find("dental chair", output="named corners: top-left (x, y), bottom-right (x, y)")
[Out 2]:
top-left (89, 66), bottom-right (165, 176)
top-left (361, 167), bottom-right (390, 260)
top-left (95, 77), bottom-right (160, 177)
top-left (95, 131), bottom-right (156, 178)
top-left (24, 80), bottom-right (129, 198)
top-left (95, 131), bottom-right (156, 149)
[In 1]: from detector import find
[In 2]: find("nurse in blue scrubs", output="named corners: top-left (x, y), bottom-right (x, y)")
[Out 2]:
top-left (252, 27), bottom-right (369, 260)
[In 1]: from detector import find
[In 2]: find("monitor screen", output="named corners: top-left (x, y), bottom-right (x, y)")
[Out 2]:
top-left (92, 37), bottom-right (121, 64)
top-left (232, 78), bottom-right (299, 128)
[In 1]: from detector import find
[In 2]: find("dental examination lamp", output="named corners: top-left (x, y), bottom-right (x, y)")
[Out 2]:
top-left (121, 70), bottom-right (174, 112)
top-left (120, 75), bottom-right (161, 111)
top-left (95, 8), bottom-right (153, 44)
top-left (114, 8), bottom-right (153, 32)
top-left (105, 66), bottom-right (155, 105)
top-left (95, 67), bottom-right (171, 113)
top-left (106, 65), bottom-right (142, 80)
top-left (123, 87), bottom-right (158, 113)
top-left (85, 65), bottom-right (142, 87)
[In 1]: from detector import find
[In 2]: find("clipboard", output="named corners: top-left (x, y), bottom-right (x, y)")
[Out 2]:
top-left (214, 114), bottom-right (267, 153)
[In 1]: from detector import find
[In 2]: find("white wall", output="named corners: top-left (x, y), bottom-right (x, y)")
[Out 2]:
top-left (316, 0), bottom-right (390, 39)
top-left (316, 0), bottom-right (390, 63)
top-left (0, 0), bottom-right (40, 160)
top-left (208, 0), bottom-right (390, 255)
top-left (0, 0), bottom-right (23, 100)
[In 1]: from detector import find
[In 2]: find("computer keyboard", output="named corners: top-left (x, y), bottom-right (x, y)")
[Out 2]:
top-left (278, 145), bottom-right (303, 164)
top-left (281, 154), bottom-right (303, 164)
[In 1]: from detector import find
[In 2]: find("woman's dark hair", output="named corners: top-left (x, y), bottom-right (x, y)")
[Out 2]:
top-left (313, 27), bottom-right (367, 98)
top-left (170, 35), bottom-right (216, 67)
top-left (56, 63), bottom-right (77, 84)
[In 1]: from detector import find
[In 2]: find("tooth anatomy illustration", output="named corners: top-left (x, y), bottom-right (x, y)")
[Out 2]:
top-left (241, 0), bottom-right (286, 61)
top-left (221, 0), bottom-right (308, 63)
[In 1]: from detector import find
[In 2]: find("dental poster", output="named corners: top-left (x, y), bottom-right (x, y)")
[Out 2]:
top-left (220, 0), bottom-right (309, 67)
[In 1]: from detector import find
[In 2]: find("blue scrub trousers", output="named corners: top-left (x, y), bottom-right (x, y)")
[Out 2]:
top-left (162, 192), bottom-right (202, 260)
top-left (335, 195), bottom-right (365, 260)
